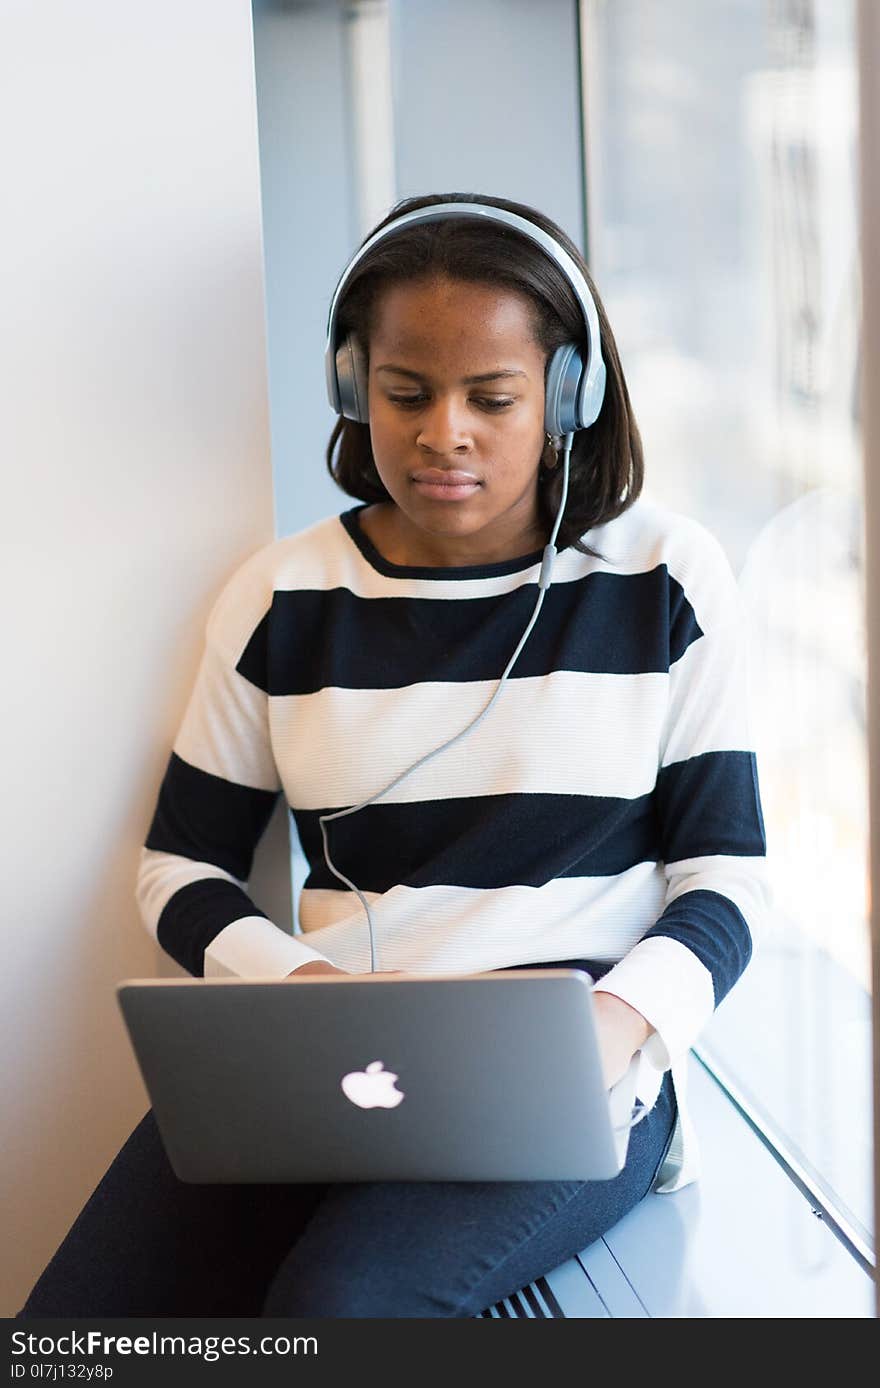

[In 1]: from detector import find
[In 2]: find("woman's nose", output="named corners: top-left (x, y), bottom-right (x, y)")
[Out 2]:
top-left (415, 395), bottom-right (474, 453)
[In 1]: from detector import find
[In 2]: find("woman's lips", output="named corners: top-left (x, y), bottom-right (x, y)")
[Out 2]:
top-left (411, 470), bottom-right (481, 501)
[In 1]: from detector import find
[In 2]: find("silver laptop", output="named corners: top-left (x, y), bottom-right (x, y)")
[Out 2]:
top-left (115, 970), bottom-right (640, 1184)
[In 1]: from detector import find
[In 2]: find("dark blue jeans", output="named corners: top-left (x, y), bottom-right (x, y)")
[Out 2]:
top-left (17, 960), bottom-right (677, 1318)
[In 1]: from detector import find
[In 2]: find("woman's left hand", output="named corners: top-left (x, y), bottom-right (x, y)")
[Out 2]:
top-left (592, 991), bottom-right (653, 1089)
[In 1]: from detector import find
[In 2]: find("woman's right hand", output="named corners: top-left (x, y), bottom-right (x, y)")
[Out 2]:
top-left (286, 960), bottom-right (349, 978)
top-left (286, 962), bottom-right (408, 979)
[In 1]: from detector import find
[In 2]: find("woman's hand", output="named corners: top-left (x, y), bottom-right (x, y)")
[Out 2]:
top-left (592, 991), bottom-right (653, 1089)
top-left (286, 960), bottom-right (349, 978)
top-left (286, 962), bottom-right (408, 979)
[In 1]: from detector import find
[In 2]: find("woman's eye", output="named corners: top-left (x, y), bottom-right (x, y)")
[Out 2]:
top-left (386, 395), bottom-right (515, 410)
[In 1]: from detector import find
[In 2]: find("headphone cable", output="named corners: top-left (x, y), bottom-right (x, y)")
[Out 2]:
top-left (318, 433), bottom-right (574, 971)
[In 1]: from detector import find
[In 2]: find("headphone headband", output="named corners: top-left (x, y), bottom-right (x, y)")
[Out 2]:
top-left (325, 200), bottom-right (606, 432)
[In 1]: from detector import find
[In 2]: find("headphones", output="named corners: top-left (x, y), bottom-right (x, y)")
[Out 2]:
top-left (319, 201), bottom-right (608, 972)
top-left (325, 200), bottom-right (607, 436)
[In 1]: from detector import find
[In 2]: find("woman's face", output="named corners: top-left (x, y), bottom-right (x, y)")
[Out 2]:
top-left (365, 274), bottom-right (549, 566)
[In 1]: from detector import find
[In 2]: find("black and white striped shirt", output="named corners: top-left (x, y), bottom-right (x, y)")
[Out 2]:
top-left (136, 495), bottom-right (769, 1192)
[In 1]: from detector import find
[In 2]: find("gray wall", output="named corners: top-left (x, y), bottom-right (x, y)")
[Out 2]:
top-left (392, 0), bottom-right (585, 245)
top-left (252, 0), bottom-right (585, 539)
top-left (252, 0), bottom-right (358, 539)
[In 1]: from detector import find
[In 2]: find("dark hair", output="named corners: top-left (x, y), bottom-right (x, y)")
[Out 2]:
top-left (325, 191), bottom-right (644, 560)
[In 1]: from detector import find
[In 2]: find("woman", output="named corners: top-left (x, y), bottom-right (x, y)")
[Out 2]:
top-left (18, 191), bottom-right (768, 1318)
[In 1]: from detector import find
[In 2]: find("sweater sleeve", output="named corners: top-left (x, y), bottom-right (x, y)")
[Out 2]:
top-left (592, 524), bottom-right (771, 1070)
top-left (135, 550), bottom-right (334, 979)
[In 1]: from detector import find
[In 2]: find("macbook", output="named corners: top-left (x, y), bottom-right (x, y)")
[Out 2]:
top-left (116, 969), bottom-right (640, 1184)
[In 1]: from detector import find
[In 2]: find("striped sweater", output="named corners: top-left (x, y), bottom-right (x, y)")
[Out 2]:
top-left (136, 495), bottom-right (770, 1192)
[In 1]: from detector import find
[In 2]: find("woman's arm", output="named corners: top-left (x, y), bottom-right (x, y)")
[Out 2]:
top-left (136, 547), bottom-right (336, 980)
top-left (590, 524), bottom-right (770, 1077)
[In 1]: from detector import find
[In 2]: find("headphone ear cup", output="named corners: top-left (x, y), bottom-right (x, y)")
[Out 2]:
top-left (577, 356), bottom-right (607, 428)
top-left (544, 342), bottom-right (585, 436)
top-left (336, 334), bottom-right (370, 423)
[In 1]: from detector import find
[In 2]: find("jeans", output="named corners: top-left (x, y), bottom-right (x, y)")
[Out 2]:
top-left (17, 959), bottom-right (678, 1319)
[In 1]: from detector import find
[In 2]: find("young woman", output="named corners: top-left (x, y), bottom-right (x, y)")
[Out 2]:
top-left (18, 191), bottom-right (768, 1318)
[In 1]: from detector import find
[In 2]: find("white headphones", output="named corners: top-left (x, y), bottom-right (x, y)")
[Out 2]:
top-left (325, 200), bottom-right (607, 435)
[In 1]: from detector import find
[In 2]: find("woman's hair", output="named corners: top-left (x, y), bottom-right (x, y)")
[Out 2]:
top-left (325, 191), bottom-right (644, 559)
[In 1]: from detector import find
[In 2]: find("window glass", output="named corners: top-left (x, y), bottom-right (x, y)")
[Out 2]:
top-left (581, 0), bottom-right (870, 1249)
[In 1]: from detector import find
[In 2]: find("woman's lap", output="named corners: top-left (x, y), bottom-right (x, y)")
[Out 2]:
top-left (18, 1073), bottom-right (676, 1319)
top-left (17, 1111), bottom-right (330, 1318)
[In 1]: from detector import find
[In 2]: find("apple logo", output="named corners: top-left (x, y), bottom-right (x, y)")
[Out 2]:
top-left (340, 1060), bottom-right (405, 1109)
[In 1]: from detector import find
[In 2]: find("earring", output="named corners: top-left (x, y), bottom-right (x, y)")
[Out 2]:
top-left (541, 432), bottom-right (561, 470)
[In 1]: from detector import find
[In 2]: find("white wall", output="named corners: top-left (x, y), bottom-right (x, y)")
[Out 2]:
top-left (0, 0), bottom-right (286, 1314)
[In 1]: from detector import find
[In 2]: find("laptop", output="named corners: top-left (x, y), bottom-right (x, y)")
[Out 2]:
top-left (115, 969), bottom-right (641, 1184)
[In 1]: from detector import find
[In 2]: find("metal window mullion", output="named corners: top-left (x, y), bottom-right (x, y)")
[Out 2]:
top-left (857, 0), bottom-right (880, 1323)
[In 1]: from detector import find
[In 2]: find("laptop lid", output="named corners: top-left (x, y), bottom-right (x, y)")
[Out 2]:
top-left (116, 969), bottom-right (639, 1184)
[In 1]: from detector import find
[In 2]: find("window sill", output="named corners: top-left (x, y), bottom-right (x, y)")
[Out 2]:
top-left (479, 1054), bottom-right (874, 1318)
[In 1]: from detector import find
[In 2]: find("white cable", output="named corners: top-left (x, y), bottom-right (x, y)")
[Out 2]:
top-left (319, 433), bottom-right (574, 971)
top-left (612, 1102), bottom-right (652, 1135)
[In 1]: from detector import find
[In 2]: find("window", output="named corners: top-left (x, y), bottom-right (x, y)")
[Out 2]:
top-left (580, 0), bottom-right (871, 1254)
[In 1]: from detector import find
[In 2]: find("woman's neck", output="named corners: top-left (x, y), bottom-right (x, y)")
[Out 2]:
top-left (358, 503), bottom-right (547, 569)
